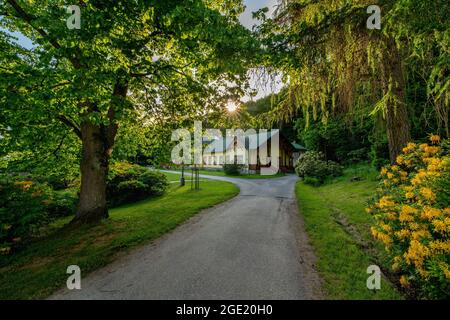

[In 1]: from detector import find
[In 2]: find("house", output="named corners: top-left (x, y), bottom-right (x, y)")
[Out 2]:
top-left (202, 131), bottom-right (306, 173)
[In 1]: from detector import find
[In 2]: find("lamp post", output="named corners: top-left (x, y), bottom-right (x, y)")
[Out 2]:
top-left (180, 162), bottom-right (185, 186)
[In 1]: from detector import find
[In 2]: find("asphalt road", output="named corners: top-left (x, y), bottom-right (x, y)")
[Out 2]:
top-left (51, 173), bottom-right (322, 300)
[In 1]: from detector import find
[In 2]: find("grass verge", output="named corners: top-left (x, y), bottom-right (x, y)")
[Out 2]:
top-left (295, 165), bottom-right (402, 299)
top-left (166, 169), bottom-right (285, 179)
top-left (0, 178), bottom-right (238, 299)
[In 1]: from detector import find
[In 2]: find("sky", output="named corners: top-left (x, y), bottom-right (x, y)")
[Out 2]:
top-left (5, 0), bottom-right (283, 102)
top-left (239, 0), bottom-right (278, 29)
top-left (239, 0), bottom-right (283, 102)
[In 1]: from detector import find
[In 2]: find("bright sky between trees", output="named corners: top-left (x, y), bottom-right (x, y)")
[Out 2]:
top-left (4, 0), bottom-right (283, 103)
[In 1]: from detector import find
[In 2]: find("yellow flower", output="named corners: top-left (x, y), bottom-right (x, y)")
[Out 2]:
top-left (419, 143), bottom-right (429, 152)
top-left (404, 186), bottom-right (414, 192)
top-left (405, 240), bottom-right (429, 269)
top-left (439, 263), bottom-right (450, 279)
top-left (405, 191), bottom-right (415, 199)
top-left (422, 157), bottom-right (431, 163)
top-left (14, 181), bottom-right (33, 190)
top-left (429, 135), bottom-right (440, 144)
top-left (380, 223), bottom-right (392, 232)
top-left (379, 233), bottom-right (392, 247)
top-left (417, 267), bottom-right (430, 279)
top-left (396, 156), bottom-right (404, 164)
top-left (426, 158), bottom-right (442, 172)
top-left (378, 196), bottom-right (395, 208)
top-left (372, 228), bottom-right (392, 247)
top-left (411, 230), bottom-right (431, 241)
top-left (371, 227), bottom-right (378, 238)
top-left (380, 167), bottom-right (388, 176)
top-left (420, 207), bottom-right (441, 221)
top-left (411, 170), bottom-right (427, 185)
top-left (432, 219), bottom-right (447, 233)
top-left (429, 240), bottom-right (450, 253)
top-left (402, 143), bottom-right (416, 153)
top-left (387, 172), bottom-right (394, 179)
top-left (399, 205), bottom-right (417, 222)
top-left (399, 275), bottom-right (410, 288)
top-left (424, 146), bottom-right (439, 155)
top-left (385, 211), bottom-right (398, 221)
top-left (395, 229), bottom-right (410, 240)
top-left (399, 171), bottom-right (408, 178)
top-left (409, 222), bottom-right (420, 230)
top-left (420, 187), bottom-right (436, 202)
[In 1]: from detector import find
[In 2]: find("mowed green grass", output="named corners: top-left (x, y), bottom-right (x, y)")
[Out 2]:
top-left (295, 166), bottom-right (402, 300)
top-left (168, 169), bottom-right (285, 179)
top-left (0, 177), bottom-right (239, 299)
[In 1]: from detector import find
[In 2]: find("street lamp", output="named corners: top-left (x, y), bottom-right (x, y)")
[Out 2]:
top-left (180, 162), bottom-right (185, 186)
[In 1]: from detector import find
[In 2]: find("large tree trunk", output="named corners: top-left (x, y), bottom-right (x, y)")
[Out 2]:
top-left (73, 122), bottom-right (111, 224)
top-left (386, 97), bottom-right (410, 164)
top-left (71, 81), bottom-right (126, 225)
top-left (384, 40), bottom-right (411, 164)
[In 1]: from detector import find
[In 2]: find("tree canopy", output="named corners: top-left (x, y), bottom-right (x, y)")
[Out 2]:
top-left (0, 0), bottom-right (258, 223)
top-left (254, 0), bottom-right (449, 161)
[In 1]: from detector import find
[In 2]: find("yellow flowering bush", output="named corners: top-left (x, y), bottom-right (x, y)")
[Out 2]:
top-left (0, 178), bottom-right (53, 254)
top-left (367, 135), bottom-right (450, 299)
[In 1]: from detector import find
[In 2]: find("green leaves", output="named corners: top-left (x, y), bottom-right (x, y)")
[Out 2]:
top-left (0, 0), bottom-right (257, 177)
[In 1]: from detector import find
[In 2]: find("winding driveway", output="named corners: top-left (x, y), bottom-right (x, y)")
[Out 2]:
top-left (51, 173), bottom-right (322, 300)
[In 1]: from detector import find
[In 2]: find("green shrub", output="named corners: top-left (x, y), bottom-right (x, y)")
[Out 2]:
top-left (303, 176), bottom-right (322, 187)
top-left (0, 178), bottom-right (52, 254)
top-left (42, 173), bottom-right (72, 190)
top-left (223, 163), bottom-right (244, 176)
top-left (295, 151), bottom-right (343, 184)
top-left (107, 162), bottom-right (169, 207)
top-left (370, 133), bottom-right (390, 169)
top-left (46, 190), bottom-right (78, 218)
top-left (346, 148), bottom-right (369, 164)
top-left (294, 113), bottom-right (372, 162)
top-left (343, 163), bottom-right (380, 182)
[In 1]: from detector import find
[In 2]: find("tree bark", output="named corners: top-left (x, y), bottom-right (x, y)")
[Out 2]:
top-left (73, 121), bottom-right (110, 224)
top-left (71, 81), bottom-right (127, 225)
top-left (385, 95), bottom-right (410, 164)
top-left (384, 40), bottom-right (411, 164)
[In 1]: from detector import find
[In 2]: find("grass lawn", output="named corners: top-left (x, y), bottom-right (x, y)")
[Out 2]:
top-left (0, 177), bottom-right (239, 299)
top-left (295, 165), bottom-right (403, 300)
top-left (166, 168), bottom-right (286, 179)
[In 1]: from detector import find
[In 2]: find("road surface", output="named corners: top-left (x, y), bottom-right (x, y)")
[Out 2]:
top-left (51, 173), bottom-right (322, 299)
